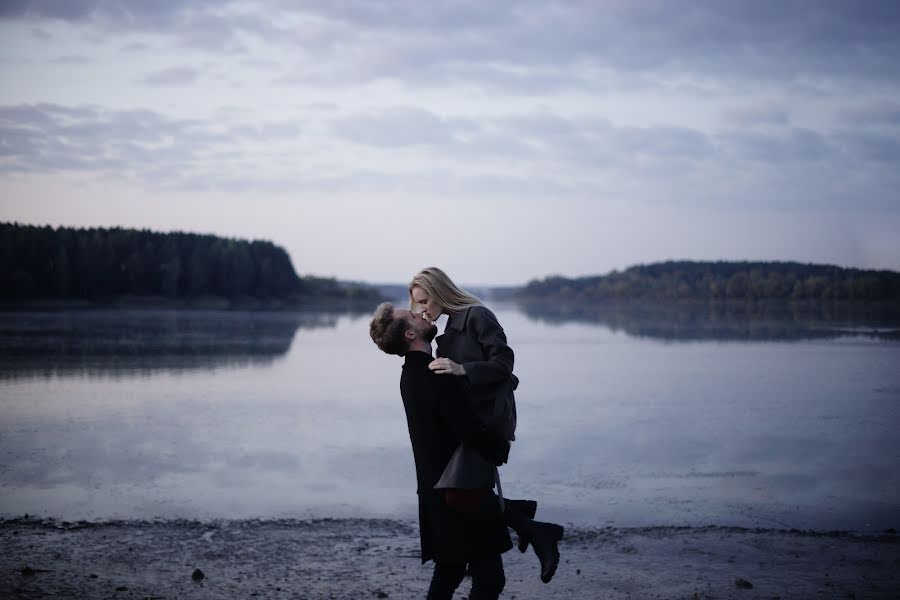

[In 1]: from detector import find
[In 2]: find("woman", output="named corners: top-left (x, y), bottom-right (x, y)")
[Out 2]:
top-left (408, 267), bottom-right (562, 584)
top-left (409, 267), bottom-right (517, 445)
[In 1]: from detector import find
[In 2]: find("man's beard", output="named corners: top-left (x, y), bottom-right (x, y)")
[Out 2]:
top-left (423, 323), bottom-right (438, 342)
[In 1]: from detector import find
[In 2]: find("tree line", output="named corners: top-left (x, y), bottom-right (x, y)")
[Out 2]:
top-left (0, 222), bottom-right (381, 304)
top-left (516, 260), bottom-right (900, 303)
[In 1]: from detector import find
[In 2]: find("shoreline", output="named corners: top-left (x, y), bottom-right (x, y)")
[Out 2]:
top-left (3, 517), bottom-right (898, 599)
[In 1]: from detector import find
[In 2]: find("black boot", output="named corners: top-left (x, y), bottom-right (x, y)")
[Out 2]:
top-left (505, 498), bottom-right (537, 519)
top-left (504, 503), bottom-right (564, 583)
top-left (525, 520), bottom-right (563, 583)
top-left (503, 499), bottom-right (537, 552)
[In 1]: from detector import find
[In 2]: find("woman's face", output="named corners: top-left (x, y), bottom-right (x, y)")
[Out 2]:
top-left (411, 286), bottom-right (443, 322)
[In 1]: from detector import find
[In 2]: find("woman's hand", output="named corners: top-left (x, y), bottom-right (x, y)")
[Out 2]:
top-left (428, 358), bottom-right (466, 376)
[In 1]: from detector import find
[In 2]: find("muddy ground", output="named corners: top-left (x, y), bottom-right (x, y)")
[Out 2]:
top-left (1, 517), bottom-right (898, 599)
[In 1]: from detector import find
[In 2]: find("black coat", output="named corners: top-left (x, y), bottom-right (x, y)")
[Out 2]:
top-left (436, 305), bottom-right (517, 440)
top-left (400, 351), bottom-right (513, 564)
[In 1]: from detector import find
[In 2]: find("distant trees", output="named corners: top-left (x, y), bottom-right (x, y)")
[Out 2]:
top-left (0, 223), bottom-right (380, 303)
top-left (517, 261), bottom-right (900, 303)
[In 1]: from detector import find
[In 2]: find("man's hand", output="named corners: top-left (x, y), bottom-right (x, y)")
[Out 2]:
top-left (428, 358), bottom-right (465, 376)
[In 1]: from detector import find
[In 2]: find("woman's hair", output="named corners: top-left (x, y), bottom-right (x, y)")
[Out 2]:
top-left (408, 267), bottom-right (481, 312)
top-left (369, 302), bottom-right (409, 356)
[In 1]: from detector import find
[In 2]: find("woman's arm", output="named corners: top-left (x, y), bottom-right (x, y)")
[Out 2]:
top-left (430, 306), bottom-right (513, 387)
top-left (465, 306), bottom-right (514, 386)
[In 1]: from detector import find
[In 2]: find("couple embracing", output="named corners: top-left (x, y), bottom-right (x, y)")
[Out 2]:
top-left (369, 267), bottom-right (564, 600)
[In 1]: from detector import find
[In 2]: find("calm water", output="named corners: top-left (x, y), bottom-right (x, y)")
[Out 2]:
top-left (1, 304), bottom-right (898, 531)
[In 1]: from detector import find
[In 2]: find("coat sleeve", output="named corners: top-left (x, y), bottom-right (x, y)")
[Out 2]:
top-left (460, 307), bottom-right (515, 388)
top-left (437, 375), bottom-right (510, 465)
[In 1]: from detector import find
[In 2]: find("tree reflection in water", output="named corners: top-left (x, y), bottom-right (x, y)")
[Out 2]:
top-left (0, 308), bottom-right (367, 379)
top-left (515, 300), bottom-right (900, 342)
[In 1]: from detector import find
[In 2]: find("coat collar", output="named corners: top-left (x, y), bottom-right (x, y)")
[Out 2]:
top-left (445, 305), bottom-right (474, 331)
top-left (404, 350), bottom-right (433, 364)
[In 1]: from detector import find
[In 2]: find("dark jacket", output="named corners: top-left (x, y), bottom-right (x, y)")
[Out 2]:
top-left (436, 305), bottom-right (518, 440)
top-left (400, 351), bottom-right (513, 564)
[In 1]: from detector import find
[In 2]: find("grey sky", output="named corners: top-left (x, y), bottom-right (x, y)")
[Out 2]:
top-left (1, 0), bottom-right (898, 285)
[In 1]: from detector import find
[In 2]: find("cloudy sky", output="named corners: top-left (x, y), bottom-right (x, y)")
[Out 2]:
top-left (1, 1), bottom-right (899, 285)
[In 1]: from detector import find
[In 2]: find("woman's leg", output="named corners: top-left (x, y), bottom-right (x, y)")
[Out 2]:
top-left (443, 489), bottom-right (563, 584)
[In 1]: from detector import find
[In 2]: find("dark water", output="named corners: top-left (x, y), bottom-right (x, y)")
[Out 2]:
top-left (1, 304), bottom-right (898, 531)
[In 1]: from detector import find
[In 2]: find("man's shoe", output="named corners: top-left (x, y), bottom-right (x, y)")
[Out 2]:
top-left (524, 520), bottom-right (563, 583)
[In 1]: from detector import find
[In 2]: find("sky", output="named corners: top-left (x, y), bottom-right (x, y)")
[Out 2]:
top-left (1, 1), bottom-right (899, 286)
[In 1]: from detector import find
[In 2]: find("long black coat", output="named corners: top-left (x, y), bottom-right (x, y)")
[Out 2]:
top-left (400, 351), bottom-right (512, 564)
top-left (436, 305), bottom-right (518, 441)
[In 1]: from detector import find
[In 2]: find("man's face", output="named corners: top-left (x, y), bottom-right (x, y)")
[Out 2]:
top-left (397, 308), bottom-right (438, 342)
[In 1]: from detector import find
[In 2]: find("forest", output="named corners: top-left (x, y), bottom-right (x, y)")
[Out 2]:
top-left (515, 260), bottom-right (900, 303)
top-left (0, 223), bottom-right (381, 305)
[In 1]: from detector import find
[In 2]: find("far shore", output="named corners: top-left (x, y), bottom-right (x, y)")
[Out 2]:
top-left (3, 295), bottom-right (900, 311)
top-left (0, 295), bottom-right (384, 311)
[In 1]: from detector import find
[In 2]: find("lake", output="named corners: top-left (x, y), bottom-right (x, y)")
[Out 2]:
top-left (1, 303), bottom-right (898, 532)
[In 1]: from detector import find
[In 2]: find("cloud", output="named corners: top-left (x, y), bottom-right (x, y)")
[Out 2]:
top-left (49, 54), bottom-right (93, 64)
top-left (142, 66), bottom-right (199, 86)
top-left (331, 107), bottom-right (478, 148)
top-left (330, 109), bottom-right (720, 175)
top-left (718, 128), bottom-right (831, 163)
top-left (2, 1), bottom-right (274, 54)
top-left (838, 99), bottom-right (900, 126)
top-left (121, 41), bottom-right (151, 53)
top-left (612, 125), bottom-right (715, 160)
top-left (284, 0), bottom-right (900, 87)
top-left (834, 131), bottom-right (900, 164)
top-left (0, 0), bottom-right (93, 21)
top-left (0, 104), bottom-right (184, 173)
top-left (722, 101), bottom-right (790, 126)
top-left (0, 0), bottom-right (211, 26)
top-left (4, 100), bottom-right (895, 211)
top-left (3, 1), bottom-right (899, 92)
top-left (29, 26), bottom-right (51, 39)
top-left (0, 103), bottom-right (305, 188)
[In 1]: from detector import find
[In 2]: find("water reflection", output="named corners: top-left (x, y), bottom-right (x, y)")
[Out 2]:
top-left (515, 300), bottom-right (900, 342)
top-left (0, 309), bottom-right (354, 379)
top-left (1, 306), bottom-right (898, 529)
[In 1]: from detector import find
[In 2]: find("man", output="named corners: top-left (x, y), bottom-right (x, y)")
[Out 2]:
top-left (369, 303), bottom-right (562, 599)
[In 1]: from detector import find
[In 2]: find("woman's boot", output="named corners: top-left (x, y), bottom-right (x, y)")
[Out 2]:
top-left (503, 502), bottom-right (564, 583)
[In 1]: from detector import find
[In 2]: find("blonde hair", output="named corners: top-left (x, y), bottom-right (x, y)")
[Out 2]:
top-left (408, 267), bottom-right (481, 312)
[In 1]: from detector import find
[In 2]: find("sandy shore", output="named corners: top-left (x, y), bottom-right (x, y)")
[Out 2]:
top-left (2, 517), bottom-right (898, 599)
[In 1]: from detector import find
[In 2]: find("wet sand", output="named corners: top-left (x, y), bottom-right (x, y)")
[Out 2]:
top-left (2, 517), bottom-right (898, 599)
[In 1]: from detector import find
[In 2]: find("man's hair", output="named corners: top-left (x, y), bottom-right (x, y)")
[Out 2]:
top-left (369, 302), bottom-right (409, 356)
